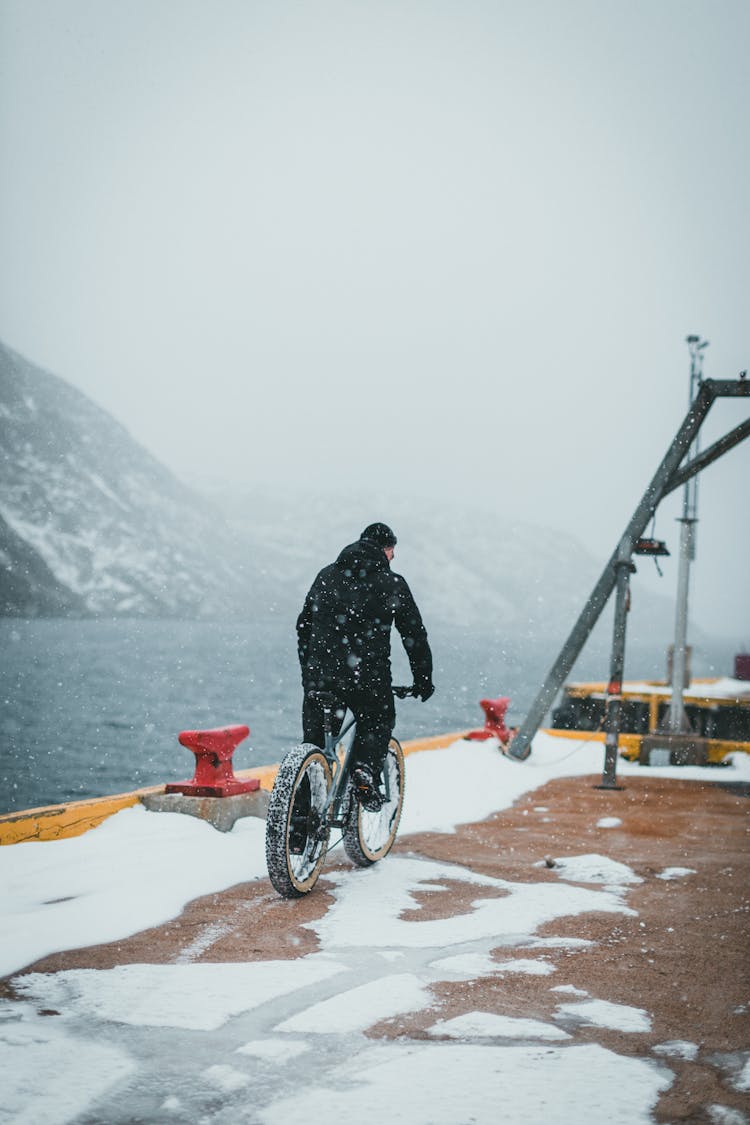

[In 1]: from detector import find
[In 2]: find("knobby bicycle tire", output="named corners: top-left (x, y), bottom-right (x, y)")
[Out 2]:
top-left (265, 744), bottom-right (332, 898)
top-left (342, 738), bottom-right (405, 867)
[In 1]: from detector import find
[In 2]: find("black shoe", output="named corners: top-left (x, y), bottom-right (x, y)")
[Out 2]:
top-left (352, 766), bottom-right (385, 812)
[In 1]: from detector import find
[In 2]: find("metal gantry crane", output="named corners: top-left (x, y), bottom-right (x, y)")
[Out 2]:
top-left (506, 345), bottom-right (750, 785)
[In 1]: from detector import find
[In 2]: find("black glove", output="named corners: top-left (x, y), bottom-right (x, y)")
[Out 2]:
top-left (415, 680), bottom-right (435, 702)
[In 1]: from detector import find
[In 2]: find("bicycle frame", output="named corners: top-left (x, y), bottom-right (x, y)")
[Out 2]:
top-left (315, 699), bottom-right (394, 829)
top-left (319, 711), bottom-right (358, 828)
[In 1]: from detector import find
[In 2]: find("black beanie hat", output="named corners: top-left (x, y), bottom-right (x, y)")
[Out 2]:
top-left (360, 522), bottom-right (397, 548)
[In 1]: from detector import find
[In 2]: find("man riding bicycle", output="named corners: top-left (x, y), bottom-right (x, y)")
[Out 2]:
top-left (296, 522), bottom-right (434, 811)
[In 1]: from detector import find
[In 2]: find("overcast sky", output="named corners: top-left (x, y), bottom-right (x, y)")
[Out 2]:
top-left (1, 0), bottom-right (748, 646)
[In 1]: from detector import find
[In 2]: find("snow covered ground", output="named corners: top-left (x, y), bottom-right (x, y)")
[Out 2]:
top-left (2, 734), bottom-right (749, 1124)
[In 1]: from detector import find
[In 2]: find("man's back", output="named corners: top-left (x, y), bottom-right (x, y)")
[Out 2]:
top-left (297, 535), bottom-right (430, 694)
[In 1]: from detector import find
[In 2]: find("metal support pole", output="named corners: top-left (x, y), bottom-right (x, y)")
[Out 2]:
top-left (668, 518), bottom-right (696, 732)
top-left (666, 336), bottom-right (706, 733)
top-left (597, 559), bottom-right (632, 789)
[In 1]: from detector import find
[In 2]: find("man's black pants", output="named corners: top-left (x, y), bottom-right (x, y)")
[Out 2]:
top-left (302, 684), bottom-right (395, 777)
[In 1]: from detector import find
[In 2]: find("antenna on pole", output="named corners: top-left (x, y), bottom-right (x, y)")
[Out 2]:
top-left (666, 335), bottom-right (709, 732)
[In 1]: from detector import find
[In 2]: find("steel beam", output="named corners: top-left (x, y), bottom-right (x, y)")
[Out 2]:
top-left (597, 560), bottom-right (632, 788)
top-left (662, 416), bottom-right (750, 497)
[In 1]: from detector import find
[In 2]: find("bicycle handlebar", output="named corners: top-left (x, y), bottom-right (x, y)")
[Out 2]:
top-left (309, 685), bottom-right (418, 704)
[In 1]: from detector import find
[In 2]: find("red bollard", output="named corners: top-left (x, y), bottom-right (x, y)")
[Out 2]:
top-left (466, 697), bottom-right (512, 745)
top-left (166, 725), bottom-right (260, 797)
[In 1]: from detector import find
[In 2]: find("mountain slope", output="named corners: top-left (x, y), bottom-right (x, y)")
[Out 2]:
top-left (0, 341), bottom-right (263, 617)
top-left (0, 339), bottom-right (724, 686)
top-left (207, 485), bottom-right (707, 679)
top-left (0, 510), bottom-right (87, 615)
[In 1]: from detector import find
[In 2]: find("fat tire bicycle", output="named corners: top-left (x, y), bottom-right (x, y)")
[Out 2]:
top-left (265, 686), bottom-right (415, 898)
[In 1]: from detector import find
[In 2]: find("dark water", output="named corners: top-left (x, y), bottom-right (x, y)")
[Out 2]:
top-left (0, 618), bottom-right (544, 814)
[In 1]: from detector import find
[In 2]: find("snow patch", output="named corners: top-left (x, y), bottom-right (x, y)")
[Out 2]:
top-left (399, 740), bottom-right (533, 834)
top-left (275, 974), bottom-right (431, 1034)
top-left (732, 1053), bottom-right (750, 1093)
top-left (541, 853), bottom-right (642, 886)
top-left (259, 1042), bottom-right (672, 1125)
top-left (657, 867), bottom-right (697, 881)
top-left (175, 920), bottom-right (233, 963)
top-left (707, 1107), bottom-right (749, 1125)
top-left (429, 952), bottom-right (501, 977)
top-left (428, 953), bottom-right (554, 978)
top-left (0, 1014), bottom-right (135, 1125)
top-left (204, 1063), bottom-right (250, 1092)
top-left (557, 998), bottom-right (652, 1032)
top-left (652, 1039), bottom-right (699, 1061)
top-left (310, 856), bottom-right (634, 953)
top-left (492, 957), bottom-right (556, 975)
top-left (429, 1011), bottom-right (570, 1040)
top-left (235, 1039), bottom-right (310, 1061)
top-left (597, 817), bottom-right (622, 828)
top-left (14, 958), bottom-right (344, 1031)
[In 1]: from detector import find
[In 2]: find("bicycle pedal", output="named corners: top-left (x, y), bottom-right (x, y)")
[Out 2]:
top-left (352, 766), bottom-right (386, 811)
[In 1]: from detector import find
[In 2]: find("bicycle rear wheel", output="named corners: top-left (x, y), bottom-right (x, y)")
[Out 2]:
top-left (343, 738), bottom-right (405, 867)
top-left (265, 744), bottom-right (332, 898)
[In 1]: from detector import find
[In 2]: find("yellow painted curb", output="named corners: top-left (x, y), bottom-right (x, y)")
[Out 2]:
top-left (235, 764), bottom-right (280, 792)
top-left (0, 731), bottom-right (473, 846)
top-left (0, 789), bottom-right (156, 846)
top-left (402, 730), bottom-right (472, 756)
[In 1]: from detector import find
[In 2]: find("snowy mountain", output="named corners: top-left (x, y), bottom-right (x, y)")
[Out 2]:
top-left (0, 341), bottom-right (265, 617)
top-left (210, 488), bottom-right (598, 633)
top-left (1, 339), bottom-right (711, 683)
top-left (203, 485), bottom-right (702, 680)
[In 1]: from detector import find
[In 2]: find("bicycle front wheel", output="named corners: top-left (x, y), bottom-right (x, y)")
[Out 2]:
top-left (343, 738), bottom-right (405, 867)
top-left (265, 744), bottom-right (332, 898)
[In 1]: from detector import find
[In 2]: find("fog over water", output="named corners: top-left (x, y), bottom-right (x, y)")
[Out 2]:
top-left (1, 1), bottom-right (748, 633)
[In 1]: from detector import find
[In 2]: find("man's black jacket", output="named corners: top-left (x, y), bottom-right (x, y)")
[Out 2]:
top-left (296, 538), bottom-right (432, 696)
